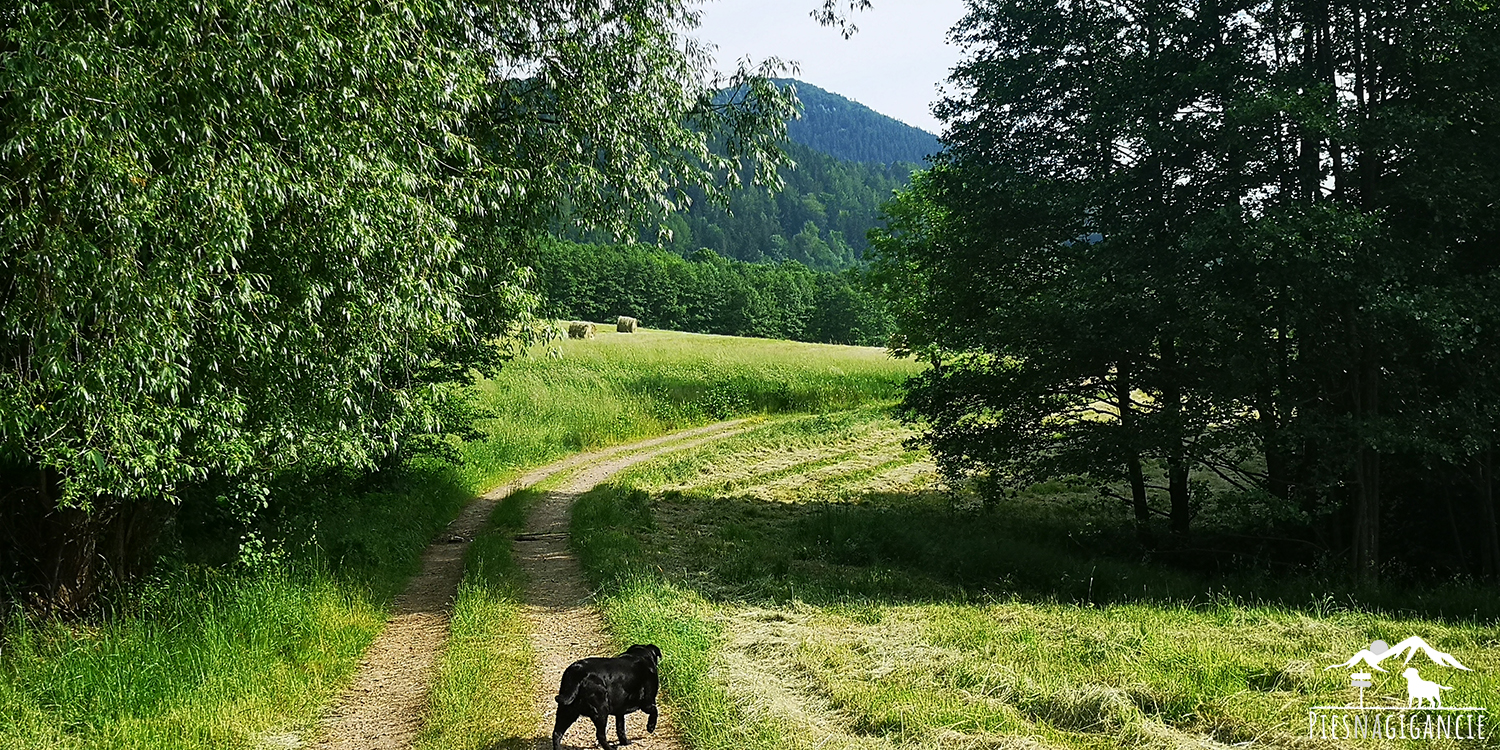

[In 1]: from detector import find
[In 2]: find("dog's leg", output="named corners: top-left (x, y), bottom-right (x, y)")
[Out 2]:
top-left (553, 706), bottom-right (580, 750)
top-left (615, 714), bottom-right (631, 745)
top-left (591, 713), bottom-right (611, 750)
top-left (645, 704), bottom-right (658, 734)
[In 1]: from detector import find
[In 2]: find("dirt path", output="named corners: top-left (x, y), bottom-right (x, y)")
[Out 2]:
top-left (518, 425), bottom-right (753, 750)
top-left (312, 420), bottom-right (749, 750)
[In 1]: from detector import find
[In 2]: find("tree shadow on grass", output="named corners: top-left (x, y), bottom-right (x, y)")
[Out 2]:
top-left (575, 484), bottom-right (1500, 624)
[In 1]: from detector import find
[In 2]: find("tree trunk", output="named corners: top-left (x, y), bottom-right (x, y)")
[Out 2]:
top-left (1128, 458), bottom-right (1150, 527)
top-left (1168, 453), bottom-right (1191, 536)
top-left (42, 505), bottom-right (103, 612)
top-left (14, 467), bottom-right (104, 611)
top-left (1350, 358), bottom-right (1380, 585)
top-left (1477, 451), bottom-right (1500, 581)
top-left (1117, 360), bottom-right (1152, 540)
top-left (1268, 315), bottom-right (1292, 503)
top-left (1259, 385), bottom-right (1290, 503)
top-left (0, 464), bottom-right (167, 612)
top-left (1159, 337), bottom-right (1191, 535)
top-left (1441, 482), bottom-right (1468, 575)
top-left (1351, 448), bottom-right (1380, 585)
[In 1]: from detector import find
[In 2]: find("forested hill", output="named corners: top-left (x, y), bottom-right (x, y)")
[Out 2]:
top-left (775, 79), bottom-right (941, 165)
top-left (570, 80), bottom-right (938, 269)
top-left (656, 139), bottom-right (910, 269)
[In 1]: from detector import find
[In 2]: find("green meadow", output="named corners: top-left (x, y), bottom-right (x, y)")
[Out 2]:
top-left (8, 327), bottom-right (1498, 750)
top-left (0, 329), bottom-right (916, 749)
top-left (571, 411), bottom-right (1500, 750)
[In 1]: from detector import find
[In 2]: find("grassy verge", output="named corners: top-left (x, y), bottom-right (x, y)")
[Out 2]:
top-left (1, 331), bottom-right (914, 749)
top-left (571, 411), bottom-right (1500, 750)
top-left (0, 570), bottom-right (382, 750)
top-left (0, 465), bottom-right (470, 750)
top-left (415, 330), bottom-right (917, 750)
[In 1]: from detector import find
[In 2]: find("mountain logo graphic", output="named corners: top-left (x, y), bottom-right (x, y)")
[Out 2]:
top-left (1325, 636), bottom-right (1472, 673)
top-left (1311, 635), bottom-right (1486, 741)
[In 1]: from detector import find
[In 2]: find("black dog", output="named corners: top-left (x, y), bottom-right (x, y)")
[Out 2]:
top-left (553, 644), bottom-right (661, 750)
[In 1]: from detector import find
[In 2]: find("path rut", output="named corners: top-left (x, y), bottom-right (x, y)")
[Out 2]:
top-left (312, 420), bottom-right (749, 750)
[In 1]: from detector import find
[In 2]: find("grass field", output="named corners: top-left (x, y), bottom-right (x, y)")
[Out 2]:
top-left (0, 329), bottom-right (916, 749)
top-left (571, 411), bottom-right (1500, 750)
top-left (453, 327), bottom-right (917, 489)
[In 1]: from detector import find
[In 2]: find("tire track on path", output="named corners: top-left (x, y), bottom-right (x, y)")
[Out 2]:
top-left (312, 419), bottom-right (751, 750)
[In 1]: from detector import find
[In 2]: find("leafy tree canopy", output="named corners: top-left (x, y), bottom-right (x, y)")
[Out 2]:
top-left (0, 0), bottom-right (795, 605)
top-left (874, 0), bottom-right (1500, 580)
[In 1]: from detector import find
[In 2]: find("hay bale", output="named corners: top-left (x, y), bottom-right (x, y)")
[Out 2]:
top-left (567, 322), bottom-right (596, 339)
top-left (616, 316), bottom-right (638, 333)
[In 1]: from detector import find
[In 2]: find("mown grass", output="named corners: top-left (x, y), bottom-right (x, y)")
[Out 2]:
top-left (572, 411), bottom-right (1500, 750)
top-left (0, 329), bottom-right (913, 749)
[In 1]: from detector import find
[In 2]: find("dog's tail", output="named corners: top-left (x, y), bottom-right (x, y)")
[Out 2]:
top-left (555, 666), bottom-right (590, 705)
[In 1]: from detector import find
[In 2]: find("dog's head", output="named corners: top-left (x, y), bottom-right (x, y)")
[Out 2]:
top-left (626, 644), bottom-right (662, 669)
top-left (1402, 668), bottom-right (1419, 680)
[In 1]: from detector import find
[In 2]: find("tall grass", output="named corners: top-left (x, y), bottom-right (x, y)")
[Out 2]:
top-left (1, 330), bottom-right (914, 749)
top-left (0, 569), bottom-right (383, 749)
top-left (0, 459), bottom-right (475, 749)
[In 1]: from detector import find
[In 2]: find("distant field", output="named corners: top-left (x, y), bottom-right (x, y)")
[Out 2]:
top-left (454, 326), bottom-right (918, 490)
top-left (572, 411), bottom-right (1500, 750)
top-left (0, 330), bottom-right (915, 750)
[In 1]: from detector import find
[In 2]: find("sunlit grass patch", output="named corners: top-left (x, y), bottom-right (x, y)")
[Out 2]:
top-left (0, 568), bottom-right (382, 749)
top-left (613, 408), bottom-right (924, 496)
top-left (455, 330), bottom-right (917, 493)
top-left (571, 410), bottom-right (1500, 750)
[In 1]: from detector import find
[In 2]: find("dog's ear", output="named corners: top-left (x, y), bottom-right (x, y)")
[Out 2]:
top-left (649, 644), bottom-right (662, 666)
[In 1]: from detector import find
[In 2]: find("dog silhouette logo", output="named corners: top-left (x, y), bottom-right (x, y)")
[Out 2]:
top-left (1402, 668), bottom-right (1452, 708)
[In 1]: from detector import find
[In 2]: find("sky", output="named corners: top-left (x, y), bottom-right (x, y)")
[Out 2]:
top-left (692, 0), bottom-right (968, 136)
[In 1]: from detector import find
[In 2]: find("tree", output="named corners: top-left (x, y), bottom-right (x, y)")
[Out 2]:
top-left (875, 0), bottom-right (1252, 537)
top-left (0, 0), bottom-right (796, 608)
top-left (529, 241), bottom-right (890, 346)
top-left (875, 0), bottom-right (1500, 581)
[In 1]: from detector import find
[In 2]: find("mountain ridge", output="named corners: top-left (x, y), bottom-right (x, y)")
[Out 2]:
top-left (774, 78), bottom-right (942, 166)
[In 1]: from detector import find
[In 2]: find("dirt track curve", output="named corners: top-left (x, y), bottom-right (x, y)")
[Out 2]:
top-left (312, 420), bottom-right (748, 750)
